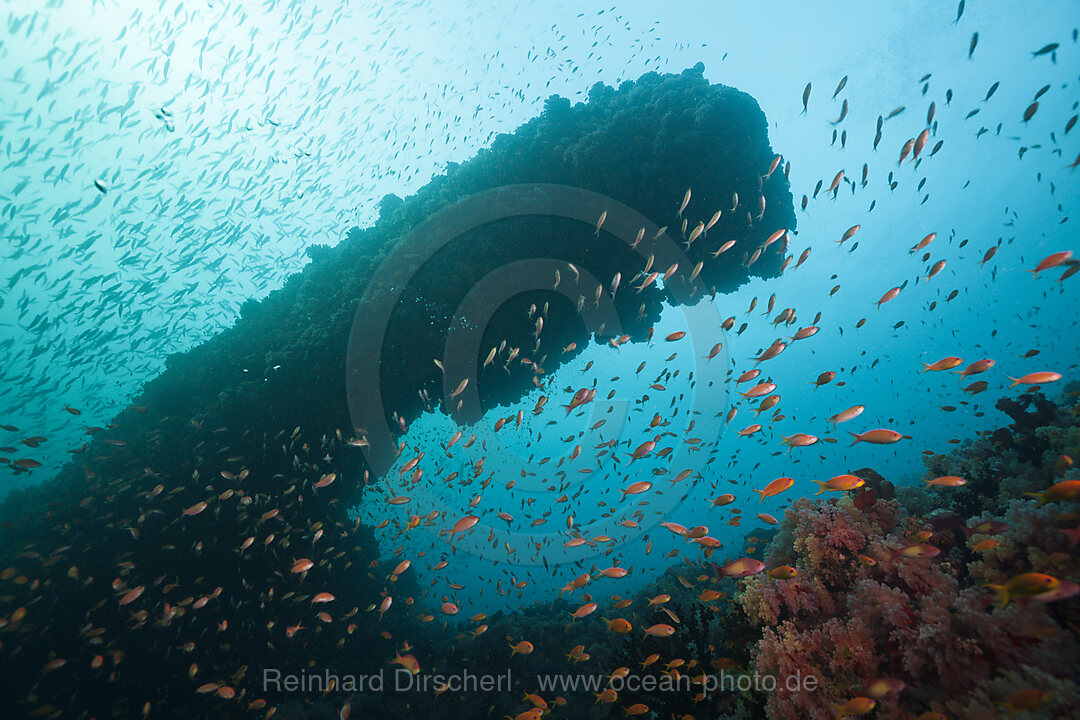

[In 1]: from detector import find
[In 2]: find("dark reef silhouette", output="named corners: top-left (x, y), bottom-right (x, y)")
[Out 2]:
top-left (0, 59), bottom-right (1076, 720)
top-left (0, 65), bottom-right (795, 719)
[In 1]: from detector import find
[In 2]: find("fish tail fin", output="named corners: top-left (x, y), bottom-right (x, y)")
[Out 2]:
top-left (1023, 491), bottom-right (1047, 507)
top-left (985, 583), bottom-right (1010, 608)
top-left (812, 480), bottom-right (827, 496)
top-left (754, 489), bottom-right (766, 503)
top-left (1007, 376), bottom-right (1021, 388)
top-left (849, 432), bottom-right (861, 446)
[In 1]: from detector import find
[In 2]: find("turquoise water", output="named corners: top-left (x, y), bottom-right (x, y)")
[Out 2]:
top-left (1, 2), bottom-right (1078, 719)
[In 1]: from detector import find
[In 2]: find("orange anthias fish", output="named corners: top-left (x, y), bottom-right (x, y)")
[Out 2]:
top-left (448, 515), bottom-right (479, 535)
top-left (754, 477), bottom-right (794, 502)
top-left (876, 286), bottom-right (901, 307)
top-left (290, 558), bottom-right (314, 574)
top-left (925, 475), bottom-right (966, 488)
top-left (390, 652), bottom-right (420, 675)
top-left (781, 433), bottom-right (818, 450)
top-left (893, 543), bottom-right (940, 559)
top-left (920, 356), bottom-right (963, 372)
top-left (813, 474), bottom-right (864, 494)
top-left (829, 405), bottom-right (865, 427)
top-left (1029, 250), bottom-right (1072, 277)
top-left (909, 232), bottom-right (936, 254)
top-left (836, 224), bottom-right (860, 245)
top-left (570, 602), bottom-right (597, 621)
top-left (849, 429), bottom-right (904, 445)
top-left (751, 340), bottom-right (786, 364)
top-left (740, 382), bottom-right (777, 399)
top-left (604, 618), bottom-right (632, 634)
top-left (833, 696), bottom-right (875, 717)
top-left (736, 369), bottom-right (761, 384)
top-left (1026, 480), bottom-right (1080, 506)
top-left (986, 573), bottom-right (1060, 607)
top-left (620, 481), bottom-right (652, 499)
top-left (118, 586), bottom-right (145, 606)
top-left (182, 501), bottom-right (208, 517)
top-left (561, 388), bottom-right (595, 415)
top-left (1008, 371), bottom-right (1062, 387)
top-left (954, 358), bottom-right (994, 380)
top-left (718, 558), bottom-right (766, 578)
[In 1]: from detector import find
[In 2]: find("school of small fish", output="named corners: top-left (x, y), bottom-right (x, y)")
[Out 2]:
top-left (0, 1), bottom-right (1078, 719)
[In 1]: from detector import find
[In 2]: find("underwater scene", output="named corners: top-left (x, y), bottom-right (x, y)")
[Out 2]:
top-left (1, 1), bottom-right (1079, 718)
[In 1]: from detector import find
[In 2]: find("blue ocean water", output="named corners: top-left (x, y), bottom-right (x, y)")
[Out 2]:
top-left (1, 1), bottom-right (1075, 488)
top-left (1, 1), bottom-right (1078, 719)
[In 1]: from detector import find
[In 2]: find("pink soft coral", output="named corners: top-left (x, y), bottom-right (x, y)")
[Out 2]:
top-left (738, 575), bottom-right (835, 626)
top-left (738, 496), bottom-right (1080, 720)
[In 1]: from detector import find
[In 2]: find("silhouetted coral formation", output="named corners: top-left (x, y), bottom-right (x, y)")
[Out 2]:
top-left (0, 65), bottom-right (793, 719)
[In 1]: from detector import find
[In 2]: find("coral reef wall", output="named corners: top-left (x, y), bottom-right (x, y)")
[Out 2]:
top-left (136, 62), bottom-right (792, 479)
top-left (0, 65), bottom-right (793, 719)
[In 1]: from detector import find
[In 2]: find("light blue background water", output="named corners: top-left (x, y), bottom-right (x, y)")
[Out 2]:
top-left (1, 0), bottom-right (1077, 613)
